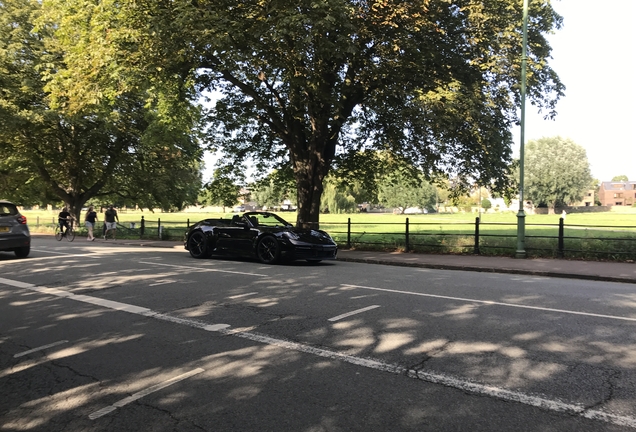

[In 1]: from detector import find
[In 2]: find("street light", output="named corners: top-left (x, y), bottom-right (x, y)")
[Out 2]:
top-left (516, 0), bottom-right (529, 259)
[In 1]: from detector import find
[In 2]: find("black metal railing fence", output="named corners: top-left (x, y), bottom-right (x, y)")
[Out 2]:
top-left (31, 216), bottom-right (636, 261)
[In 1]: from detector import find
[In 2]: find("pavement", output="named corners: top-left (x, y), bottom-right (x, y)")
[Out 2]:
top-left (35, 234), bottom-right (636, 285)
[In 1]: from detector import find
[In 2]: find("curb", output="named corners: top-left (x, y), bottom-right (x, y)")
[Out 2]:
top-left (336, 257), bottom-right (636, 285)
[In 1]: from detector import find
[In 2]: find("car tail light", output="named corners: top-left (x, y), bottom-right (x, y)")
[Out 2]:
top-left (17, 215), bottom-right (27, 224)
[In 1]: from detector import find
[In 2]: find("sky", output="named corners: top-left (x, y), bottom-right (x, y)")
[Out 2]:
top-left (204, 0), bottom-right (636, 184)
top-left (515, 0), bottom-right (636, 182)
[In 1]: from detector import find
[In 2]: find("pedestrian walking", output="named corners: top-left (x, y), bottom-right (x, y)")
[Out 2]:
top-left (85, 206), bottom-right (98, 241)
top-left (104, 205), bottom-right (119, 240)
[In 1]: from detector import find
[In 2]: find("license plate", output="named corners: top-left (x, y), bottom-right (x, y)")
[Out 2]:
top-left (0, 226), bottom-right (9, 233)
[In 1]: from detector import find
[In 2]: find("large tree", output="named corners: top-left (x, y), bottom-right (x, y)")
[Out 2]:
top-left (50, 0), bottom-right (564, 227)
top-left (524, 137), bottom-right (593, 212)
top-left (0, 0), bottom-right (202, 218)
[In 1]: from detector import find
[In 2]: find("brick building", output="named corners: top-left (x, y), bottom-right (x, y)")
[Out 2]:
top-left (598, 181), bottom-right (636, 206)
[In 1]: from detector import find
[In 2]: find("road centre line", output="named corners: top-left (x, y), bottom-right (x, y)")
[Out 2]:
top-left (341, 284), bottom-right (636, 322)
top-left (227, 292), bottom-right (259, 299)
top-left (328, 305), bottom-right (381, 322)
top-left (3, 276), bottom-right (635, 428)
top-left (148, 280), bottom-right (176, 287)
top-left (138, 260), bottom-right (267, 277)
top-left (14, 340), bottom-right (69, 358)
top-left (88, 368), bottom-right (204, 420)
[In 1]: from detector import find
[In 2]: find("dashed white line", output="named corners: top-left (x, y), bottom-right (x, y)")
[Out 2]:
top-left (148, 280), bottom-right (176, 286)
top-left (341, 284), bottom-right (636, 322)
top-left (14, 340), bottom-right (69, 358)
top-left (88, 368), bottom-right (205, 420)
top-left (227, 292), bottom-right (259, 299)
top-left (138, 260), bottom-right (267, 277)
top-left (328, 305), bottom-right (381, 322)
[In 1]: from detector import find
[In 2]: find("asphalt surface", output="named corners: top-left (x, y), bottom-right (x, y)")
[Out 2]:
top-left (63, 235), bottom-right (636, 285)
top-left (2, 235), bottom-right (635, 431)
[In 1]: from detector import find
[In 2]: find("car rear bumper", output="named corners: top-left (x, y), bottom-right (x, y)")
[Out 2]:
top-left (0, 234), bottom-right (31, 251)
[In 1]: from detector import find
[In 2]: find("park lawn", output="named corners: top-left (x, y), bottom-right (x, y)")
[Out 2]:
top-left (24, 207), bottom-right (636, 232)
top-left (22, 207), bottom-right (636, 258)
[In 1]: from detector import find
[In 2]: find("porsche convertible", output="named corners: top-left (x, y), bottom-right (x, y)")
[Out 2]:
top-left (184, 211), bottom-right (338, 264)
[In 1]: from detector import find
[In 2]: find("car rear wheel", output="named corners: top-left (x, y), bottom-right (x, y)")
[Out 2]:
top-left (14, 246), bottom-right (30, 258)
top-left (256, 236), bottom-right (280, 264)
top-left (188, 231), bottom-right (209, 259)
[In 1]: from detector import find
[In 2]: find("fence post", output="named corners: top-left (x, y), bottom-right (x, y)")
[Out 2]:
top-left (557, 217), bottom-right (564, 258)
top-left (158, 218), bottom-right (161, 239)
top-left (405, 217), bottom-right (410, 252)
top-left (347, 218), bottom-right (351, 249)
top-left (140, 216), bottom-right (145, 238)
top-left (474, 217), bottom-right (480, 255)
top-left (187, 218), bottom-right (190, 228)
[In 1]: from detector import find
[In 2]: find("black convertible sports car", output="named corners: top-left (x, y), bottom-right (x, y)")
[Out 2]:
top-left (184, 211), bottom-right (338, 264)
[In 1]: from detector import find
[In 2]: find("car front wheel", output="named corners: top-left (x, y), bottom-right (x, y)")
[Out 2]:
top-left (187, 231), bottom-right (209, 259)
top-left (256, 236), bottom-right (280, 264)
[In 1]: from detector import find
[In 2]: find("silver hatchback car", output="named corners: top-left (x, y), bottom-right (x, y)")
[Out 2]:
top-left (0, 200), bottom-right (30, 258)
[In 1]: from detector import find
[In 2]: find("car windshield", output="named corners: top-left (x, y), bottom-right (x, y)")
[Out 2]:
top-left (0, 204), bottom-right (18, 217)
top-left (245, 212), bottom-right (291, 228)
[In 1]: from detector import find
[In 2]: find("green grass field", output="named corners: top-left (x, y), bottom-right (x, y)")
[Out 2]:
top-left (23, 207), bottom-right (636, 260)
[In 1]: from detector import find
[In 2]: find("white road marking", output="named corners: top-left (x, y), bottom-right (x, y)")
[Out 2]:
top-left (227, 292), bottom-right (259, 299)
top-left (31, 249), bottom-right (78, 255)
top-left (3, 276), bottom-right (636, 428)
top-left (220, 329), bottom-right (636, 429)
top-left (13, 340), bottom-right (69, 358)
top-left (342, 284), bottom-right (636, 322)
top-left (89, 368), bottom-right (204, 420)
top-left (328, 305), bottom-right (381, 322)
top-left (148, 280), bottom-right (176, 287)
top-left (138, 260), bottom-right (267, 277)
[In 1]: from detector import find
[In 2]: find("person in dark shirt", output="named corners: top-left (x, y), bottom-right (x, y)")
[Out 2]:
top-left (104, 205), bottom-right (119, 240)
top-left (84, 206), bottom-right (98, 241)
top-left (58, 208), bottom-right (71, 236)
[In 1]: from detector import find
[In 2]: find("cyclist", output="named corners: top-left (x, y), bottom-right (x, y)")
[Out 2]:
top-left (58, 207), bottom-right (72, 236)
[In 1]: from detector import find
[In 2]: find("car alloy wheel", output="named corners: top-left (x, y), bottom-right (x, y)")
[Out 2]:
top-left (256, 236), bottom-right (280, 264)
top-left (188, 231), bottom-right (209, 259)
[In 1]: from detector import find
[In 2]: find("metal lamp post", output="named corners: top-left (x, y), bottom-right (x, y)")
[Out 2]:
top-left (516, 0), bottom-right (529, 259)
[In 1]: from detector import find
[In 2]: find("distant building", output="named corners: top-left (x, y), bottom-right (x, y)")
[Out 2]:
top-left (573, 189), bottom-right (595, 207)
top-left (598, 181), bottom-right (636, 206)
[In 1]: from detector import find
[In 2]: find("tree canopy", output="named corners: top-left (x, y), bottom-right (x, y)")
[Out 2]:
top-left (524, 137), bottom-right (593, 211)
top-left (0, 0), bottom-right (203, 218)
top-left (611, 175), bottom-right (629, 182)
top-left (32, 0), bottom-right (564, 226)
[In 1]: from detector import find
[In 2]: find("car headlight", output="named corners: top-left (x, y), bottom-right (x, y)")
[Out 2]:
top-left (284, 231), bottom-right (300, 240)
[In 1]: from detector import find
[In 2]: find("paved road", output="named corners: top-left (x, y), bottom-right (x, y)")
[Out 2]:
top-left (1, 237), bottom-right (636, 431)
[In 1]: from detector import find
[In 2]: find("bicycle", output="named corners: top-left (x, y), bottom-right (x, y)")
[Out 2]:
top-left (55, 219), bottom-right (76, 242)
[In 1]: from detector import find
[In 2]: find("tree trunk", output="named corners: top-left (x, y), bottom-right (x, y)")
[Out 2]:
top-left (292, 142), bottom-right (333, 230)
top-left (295, 164), bottom-right (326, 230)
